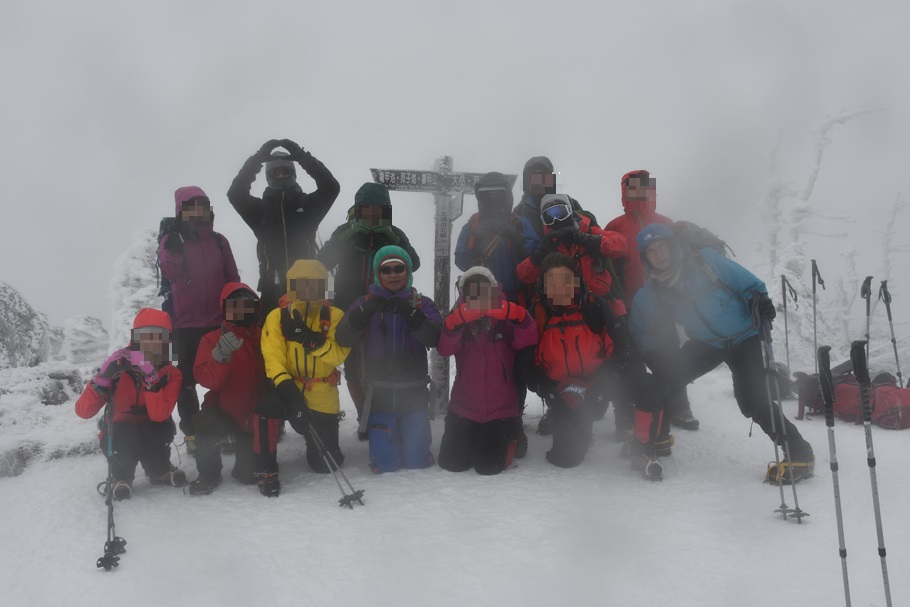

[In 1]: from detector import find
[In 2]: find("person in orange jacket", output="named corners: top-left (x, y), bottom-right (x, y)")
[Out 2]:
top-left (189, 283), bottom-right (281, 496)
top-left (75, 308), bottom-right (186, 500)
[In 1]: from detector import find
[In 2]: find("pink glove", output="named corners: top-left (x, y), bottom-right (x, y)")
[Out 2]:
top-left (92, 348), bottom-right (130, 391)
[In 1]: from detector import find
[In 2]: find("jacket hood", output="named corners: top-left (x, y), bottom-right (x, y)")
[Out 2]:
top-left (372, 245), bottom-right (413, 289)
top-left (522, 156), bottom-right (554, 193)
top-left (286, 260), bottom-right (329, 296)
top-left (133, 307), bottom-right (172, 331)
top-left (354, 182), bottom-right (392, 208)
top-left (174, 186), bottom-right (208, 215)
top-left (621, 169), bottom-right (656, 213)
top-left (265, 151), bottom-right (297, 191)
top-left (636, 223), bottom-right (674, 253)
top-left (220, 282), bottom-right (259, 307)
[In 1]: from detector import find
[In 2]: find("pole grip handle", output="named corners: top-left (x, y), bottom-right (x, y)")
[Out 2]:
top-left (861, 276), bottom-right (873, 299)
top-left (850, 340), bottom-right (874, 423)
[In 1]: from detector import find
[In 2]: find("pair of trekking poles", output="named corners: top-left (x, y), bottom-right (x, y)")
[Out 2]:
top-left (96, 409), bottom-right (364, 571)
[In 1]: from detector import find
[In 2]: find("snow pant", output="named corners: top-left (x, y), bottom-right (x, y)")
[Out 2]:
top-left (663, 336), bottom-right (813, 460)
top-left (288, 409), bottom-right (344, 474)
top-left (101, 419), bottom-right (176, 482)
top-left (367, 408), bottom-right (433, 473)
top-left (545, 401), bottom-right (594, 468)
top-left (192, 407), bottom-right (263, 483)
top-left (173, 326), bottom-right (218, 436)
top-left (438, 413), bottom-right (522, 475)
top-left (620, 360), bottom-right (672, 447)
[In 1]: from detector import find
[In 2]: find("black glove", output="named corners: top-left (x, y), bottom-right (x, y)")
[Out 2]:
top-left (255, 139), bottom-right (282, 161)
top-left (281, 309), bottom-right (327, 351)
top-left (346, 297), bottom-right (383, 332)
top-left (385, 297), bottom-right (428, 330)
top-left (547, 227), bottom-right (576, 247)
top-left (496, 221), bottom-right (522, 243)
top-left (275, 380), bottom-right (312, 424)
top-left (751, 291), bottom-right (777, 324)
top-left (279, 138), bottom-right (314, 164)
top-left (573, 231), bottom-right (601, 252)
top-left (529, 242), bottom-right (553, 266)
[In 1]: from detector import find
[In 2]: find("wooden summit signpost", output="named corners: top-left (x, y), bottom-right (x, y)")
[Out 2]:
top-left (370, 156), bottom-right (518, 415)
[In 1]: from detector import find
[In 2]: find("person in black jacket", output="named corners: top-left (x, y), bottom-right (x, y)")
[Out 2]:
top-left (318, 183), bottom-right (420, 421)
top-left (227, 138), bottom-right (340, 316)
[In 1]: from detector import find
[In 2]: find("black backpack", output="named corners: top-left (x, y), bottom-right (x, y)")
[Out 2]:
top-left (671, 221), bottom-right (734, 257)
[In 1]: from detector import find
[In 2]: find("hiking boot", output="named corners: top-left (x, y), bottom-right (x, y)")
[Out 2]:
top-left (655, 435), bottom-right (675, 457)
top-left (515, 431), bottom-right (528, 459)
top-left (112, 480), bottom-right (132, 501)
top-left (766, 458), bottom-right (815, 485)
top-left (537, 410), bottom-right (553, 436)
top-left (148, 465), bottom-right (188, 487)
top-left (670, 412), bottom-right (700, 431)
top-left (255, 471), bottom-right (280, 497)
top-left (188, 473), bottom-right (222, 496)
top-left (629, 451), bottom-right (664, 481)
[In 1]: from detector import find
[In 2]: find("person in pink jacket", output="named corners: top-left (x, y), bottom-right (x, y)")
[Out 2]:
top-left (158, 186), bottom-right (240, 447)
top-left (436, 267), bottom-right (539, 474)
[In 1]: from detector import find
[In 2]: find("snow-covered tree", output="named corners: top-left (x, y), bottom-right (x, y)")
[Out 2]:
top-left (0, 281), bottom-right (51, 369)
top-left (108, 230), bottom-right (161, 350)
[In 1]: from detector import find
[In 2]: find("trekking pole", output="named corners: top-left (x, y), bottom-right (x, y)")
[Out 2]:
top-left (850, 340), bottom-right (893, 607)
top-left (752, 298), bottom-right (802, 521)
top-left (781, 275), bottom-right (798, 375)
top-left (811, 260), bottom-right (826, 374)
top-left (861, 276), bottom-right (873, 361)
top-left (818, 346), bottom-right (852, 607)
top-left (306, 422), bottom-right (365, 509)
top-left (96, 402), bottom-right (126, 571)
top-left (878, 281), bottom-right (904, 388)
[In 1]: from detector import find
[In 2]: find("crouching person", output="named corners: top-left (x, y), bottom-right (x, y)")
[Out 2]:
top-left (523, 253), bottom-right (627, 468)
top-left (437, 268), bottom-right (538, 475)
top-left (336, 245), bottom-right (442, 473)
top-left (189, 283), bottom-right (281, 495)
top-left (75, 308), bottom-right (186, 500)
top-left (631, 224), bottom-right (814, 483)
top-left (258, 260), bottom-right (351, 495)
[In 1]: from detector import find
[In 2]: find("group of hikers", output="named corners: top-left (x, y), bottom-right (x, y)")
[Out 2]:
top-left (75, 139), bottom-right (815, 500)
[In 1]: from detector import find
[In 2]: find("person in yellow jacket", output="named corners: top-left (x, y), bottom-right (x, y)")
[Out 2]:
top-left (259, 259), bottom-right (351, 481)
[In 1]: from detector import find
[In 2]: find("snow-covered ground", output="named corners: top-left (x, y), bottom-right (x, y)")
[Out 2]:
top-left (1, 369), bottom-right (907, 607)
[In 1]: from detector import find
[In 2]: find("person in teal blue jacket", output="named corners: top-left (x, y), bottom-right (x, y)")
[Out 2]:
top-left (630, 224), bottom-right (814, 484)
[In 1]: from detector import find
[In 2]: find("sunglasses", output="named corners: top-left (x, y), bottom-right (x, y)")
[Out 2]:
top-left (379, 264), bottom-right (407, 275)
top-left (184, 196), bottom-right (211, 210)
top-left (542, 203), bottom-right (573, 226)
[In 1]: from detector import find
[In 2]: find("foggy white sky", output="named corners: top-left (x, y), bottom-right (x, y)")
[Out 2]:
top-left (2, 0), bottom-right (909, 333)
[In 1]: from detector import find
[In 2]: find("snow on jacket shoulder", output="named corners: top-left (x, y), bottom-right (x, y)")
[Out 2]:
top-left (75, 365), bottom-right (182, 423)
top-left (630, 248), bottom-right (766, 352)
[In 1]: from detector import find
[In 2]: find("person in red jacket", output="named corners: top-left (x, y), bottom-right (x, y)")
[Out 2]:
top-left (75, 308), bottom-right (186, 500)
top-left (437, 267), bottom-right (539, 474)
top-left (189, 283), bottom-right (281, 496)
top-left (522, 253), bottom-right (629, 468)
top-left (518, 194), bottom-right (627, 317)
top-left (604, 170), bottom-right (699, 433)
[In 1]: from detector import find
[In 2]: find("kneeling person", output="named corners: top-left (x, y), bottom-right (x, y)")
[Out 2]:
top-left (437, 268), bottom-right (538, 474)
top-left (75, 308), bottom-right (186, 500)
top-left (190, 283), bottom-right (281, 495)
top-left (336, 246), bottom-right (442, 473)
top-left (260, 261), bottom-right (351, 493)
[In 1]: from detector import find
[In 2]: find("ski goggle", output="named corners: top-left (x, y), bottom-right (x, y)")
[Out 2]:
top-left (183, 196), bottom-right (211, 210)
top-left (268, 166), bottom-right (294, 179)
top-left (379, 264), bottom-right (407, 275)
top-left (541, 203), bottom-right (573, 226)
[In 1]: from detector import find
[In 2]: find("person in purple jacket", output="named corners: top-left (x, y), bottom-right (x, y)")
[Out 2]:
top-left (336, 245), bottom-right (442, 473)
top-left (159, 186), bottom-right (240, 445)
top-left (437, 267), bottom-right (538, 475)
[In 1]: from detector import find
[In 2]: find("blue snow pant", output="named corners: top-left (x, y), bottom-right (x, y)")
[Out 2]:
top-left (367, 408), bottom-right (433, 473)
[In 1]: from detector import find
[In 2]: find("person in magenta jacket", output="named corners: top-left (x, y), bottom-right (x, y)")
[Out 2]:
top-left (159, 186), bottom-right (240, 444)
top-left (436, 267), bottom-right (538, 474)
